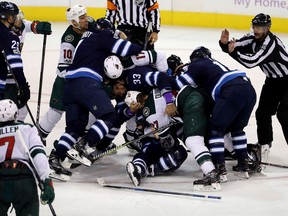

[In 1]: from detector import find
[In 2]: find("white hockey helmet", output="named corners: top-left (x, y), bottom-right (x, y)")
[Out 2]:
top-left (125, 91), bottom-right (141, 107)
top-left (104, 55), bottom-right (123, 79)
top-left (0, 99), bottom-right (18, 122)
top-left (66, 4), bottom-right (87, 27)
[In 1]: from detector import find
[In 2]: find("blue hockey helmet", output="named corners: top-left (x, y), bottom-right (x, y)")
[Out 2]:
top-left (0, 1), bottom-right (19, 20)
top-left (190, 46), bottom-right (211, 62)
top-left (252, 13), bottom-right (271, 27)
top-left (95, 17), bottom-right (115, 31)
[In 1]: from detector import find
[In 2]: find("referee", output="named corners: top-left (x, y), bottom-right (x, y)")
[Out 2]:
top-left (106, 0), bottom-right (161, 50)
top-left (219, 13), bottom-right (288, 166)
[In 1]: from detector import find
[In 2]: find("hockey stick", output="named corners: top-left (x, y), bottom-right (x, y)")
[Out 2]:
top-left (261, 162), bottom-right (288, 169)
top-left (143, 21), bottom-right (152, 50)
top-left (36, 34), bottom-right (47, 125)
top-left (91, 120), bottom-right (180, 160)
top-left (97, 178), bottom-right (221, 200)
top-left (16, 129), bottom-right (57, 216)
top-left (0, 49), bottom-right (37, 127)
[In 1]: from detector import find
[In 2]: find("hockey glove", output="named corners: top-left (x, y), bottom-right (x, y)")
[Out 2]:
top-left (32, 21), bottom-right (52, 35)
top-left (40, 178), bottom-right (55, 205)
top-left (17, 82), bottom-right (30, 105)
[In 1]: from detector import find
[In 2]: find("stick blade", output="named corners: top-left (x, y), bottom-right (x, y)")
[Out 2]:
top-left (97, 177), bottom-right (106, 187)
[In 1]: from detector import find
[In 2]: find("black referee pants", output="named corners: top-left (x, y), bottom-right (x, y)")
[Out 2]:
top-left (256, 76), bottom-right (288, 145)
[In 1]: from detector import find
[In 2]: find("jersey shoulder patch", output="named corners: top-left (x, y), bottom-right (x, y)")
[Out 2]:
top-left (61, 26), bottom-right (82, 47)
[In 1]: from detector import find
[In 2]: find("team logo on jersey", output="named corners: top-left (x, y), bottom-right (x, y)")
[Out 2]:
top-left (65, 34), bottom-right (74, 42)
top-left (142, 107), bottom-right (150, 117)
top-left (134, 0), bottom-right (145, 6)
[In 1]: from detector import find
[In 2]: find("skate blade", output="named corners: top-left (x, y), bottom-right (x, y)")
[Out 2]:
top-left (49, 172), bottom-right (71, 182)
top-left (219, 174), bottom-right (228, 183)
top-left (193, 182), bottom-right (221, 191)
top-left (234, 171), bottom-right (249, 179)
top-left (66, 149), bottom-right (91, 167)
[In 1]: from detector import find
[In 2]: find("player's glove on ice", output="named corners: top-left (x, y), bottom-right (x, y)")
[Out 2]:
top-left (32, 21), bottom-right (52, 35)
top-left (40, 178), bottom-right (55, 205)
top-left (17, 82), bottom-right (30, 104)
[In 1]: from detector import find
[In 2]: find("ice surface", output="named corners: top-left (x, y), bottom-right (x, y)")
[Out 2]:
top-left (7, 23), bottom-right (288, 216)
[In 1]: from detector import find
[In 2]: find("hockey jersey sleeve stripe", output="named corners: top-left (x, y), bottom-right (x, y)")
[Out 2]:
top-left (145, 71), bottom-right (159, 86)
top-left (6, 54), bottom-right (24, 69)
top-left (211, 71), bottom-right (246, 101)
top-left (30, 147), bottom-right (46, 158)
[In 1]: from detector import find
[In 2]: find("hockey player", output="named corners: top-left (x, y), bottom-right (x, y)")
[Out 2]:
top-left (38, 14), bottom-right (128, 144)
top-left (124, 90), bottom-right (188, 187)
top-left (12, 10), bottom-right (52, 51)
top-left (5, 9), bottom-right (51, 122)
top-left (172, 46), bottom-right (257, 180)
top-left (0, 2), bottom-right (30, 113)
top-left (0, 99), bottom-right (54, 216)
top-left (38, 4), bottom-right (91, 143)
top-left (49, 20), bottom-right (142, 172)
top-left (219, 13), bottom-right (288, 167)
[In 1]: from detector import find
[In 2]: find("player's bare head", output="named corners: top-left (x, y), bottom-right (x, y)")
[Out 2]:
top-left (13, 9), bottom-right (24, 29)
top-left (167, 54), bottom-right (183, 75)
top-left (66, 4), bottom-right (88, 30)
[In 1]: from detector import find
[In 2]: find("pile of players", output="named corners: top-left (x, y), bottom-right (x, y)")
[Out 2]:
top-left (41, 4), bottom-right (264, 191)
top-left (1, 2), bottom-right (281, 193)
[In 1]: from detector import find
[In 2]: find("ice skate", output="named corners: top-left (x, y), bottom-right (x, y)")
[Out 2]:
top-left (193, 169), bottom-right (221, 191)
top-left (215, 163), bottom-right (227, 183)
top-left (260, 143), bottom-right (270, 170)
top-left (233, 159), bottom-right (249, 179)
top-left (66, 148), bottom-right (92, 167)
top-left (49, 149), bottom-right (72, 177)
top-left (247, 144), bottom-right (262, 173)
top-left (126, 162), bottom-right (141, 187)
top-left (66, 137), bottom-right (93, 166)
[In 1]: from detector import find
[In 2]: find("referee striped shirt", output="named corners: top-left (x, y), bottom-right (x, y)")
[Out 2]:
top-left (106, 0), bottom-right (161, 33)
top-left (222, 32), bottom-right (288, 78)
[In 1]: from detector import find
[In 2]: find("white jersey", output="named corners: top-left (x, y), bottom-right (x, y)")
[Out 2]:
top-left (0, 122), bottom-right (51, 180)
top-left (142, 88), bottom-right (170, 135)
top-left (18, 19), bottom-right (33, 45)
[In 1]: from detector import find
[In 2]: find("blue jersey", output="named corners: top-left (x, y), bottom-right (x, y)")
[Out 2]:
top-left (124, 66), bottom-right (172, 95)
top-left (65, 29), bottom-right (142, 82)
top-left (0, 22), bottom-right (27, 92)
top-left (172, 58), bottom-right (246, 101)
